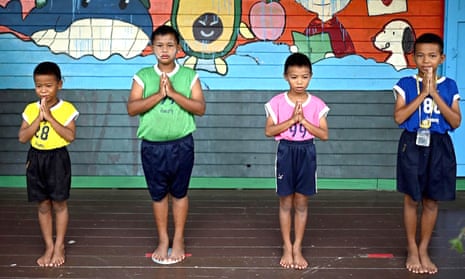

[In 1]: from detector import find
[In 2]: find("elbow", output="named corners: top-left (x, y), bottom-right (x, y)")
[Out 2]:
top-left (194, 104), bottom-right (206, 116)
top-left (393, 115), bottom-right (403, 126)
top-left (451, 119), bottom-right (461, 130)
top-left (264, 128), bottom-right (274, 138)
top-left (18, 137), bottom-right (28, 144)
top-left (319, 132), bottom-right (329, 141)
top-left (126, 105), bottom-right (138, 117)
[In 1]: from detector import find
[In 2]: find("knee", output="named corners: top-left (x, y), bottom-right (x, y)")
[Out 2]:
top-left (404, 195), bottom-right (419, 208)
top-left (38, 200), bottom-right (52, 214)
top-left (422, 199), bottom-right (438, 212)
top-left (293, 196), bottom-right (308, 213)
top-left (52, 201), bottom-right (68, 213)
top-left (280, 196), bottom-right (293, 212)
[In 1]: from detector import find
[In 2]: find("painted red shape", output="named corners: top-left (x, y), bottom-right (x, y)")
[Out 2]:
top-left (249, 0), bottom-right (285, 41)
top-left (382, 0), bottom-right (393, 6)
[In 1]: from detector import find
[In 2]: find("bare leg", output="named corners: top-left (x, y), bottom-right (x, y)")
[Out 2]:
top-left (279, 195), bottom-right (294, 268)
top-left (50, 201), bottom-right (68, 267)
top-left (170, 195), bottom-right (189, 262)
top-left (293, 193), bottom-right (308, 269)
top-left (419, 198), bottom-right (438, 274)
top-left (151, 196), bottom-right (170, 262)
top-left (403, 195), bottom-right (424, 273)
top-left (36, 200), bottom-right (54, 267)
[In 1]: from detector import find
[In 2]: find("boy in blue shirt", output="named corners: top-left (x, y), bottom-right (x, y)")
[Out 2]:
top-left (393, 33), bottom-right (461, 274)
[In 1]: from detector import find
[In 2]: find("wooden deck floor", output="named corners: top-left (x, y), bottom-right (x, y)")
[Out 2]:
top-left (0, 188), bottom-right (464, 279)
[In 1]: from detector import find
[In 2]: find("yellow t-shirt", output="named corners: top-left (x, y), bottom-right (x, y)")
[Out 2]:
top-left (22, 100), bottom-right (79, 150)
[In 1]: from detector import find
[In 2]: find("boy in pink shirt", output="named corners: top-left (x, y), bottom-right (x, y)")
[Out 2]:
top-left (265, 53), bottom-right (329, 269)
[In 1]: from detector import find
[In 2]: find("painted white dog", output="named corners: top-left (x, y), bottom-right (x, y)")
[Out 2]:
top-left (373, 19), bottom-right (415, 70)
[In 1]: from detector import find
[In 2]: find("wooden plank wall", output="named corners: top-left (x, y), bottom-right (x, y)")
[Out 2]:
top-left (0, 89), bottom-right (400, 179)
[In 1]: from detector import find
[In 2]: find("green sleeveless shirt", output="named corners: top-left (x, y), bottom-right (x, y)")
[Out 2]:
top-left (134, 64), bottom-right (198, 141)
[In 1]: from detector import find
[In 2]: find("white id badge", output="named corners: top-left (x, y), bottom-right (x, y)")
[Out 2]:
top-left (416, 128), bottom-right (430, 147)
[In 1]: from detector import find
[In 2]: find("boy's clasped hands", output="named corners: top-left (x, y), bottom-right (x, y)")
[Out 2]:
top-left (160, 72), bottom-right (173, 98)
top-left (292, 102), bottom-right (305, 124)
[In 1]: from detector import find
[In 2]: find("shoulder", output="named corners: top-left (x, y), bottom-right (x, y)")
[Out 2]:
top-left (310, 94), bottom-right (326, 105)
top-left (268, 92), bottom-right (286, 103)
top-left (23, 101), bottom-right (39, 113)
top-left (58, 100), bottom-right (78, 112)
top-left (439, 76), bottom-right (458, 86)
top-left (177, 65), bottom-right (198, 78)
top-left (60, 100), bottom-right (76, 107)
top-left (397, 75), bottom-right (415, 85)
top-left (25, 101), bottom-right (39, 109)
top-left (135, 66), bottom-right (156, 76)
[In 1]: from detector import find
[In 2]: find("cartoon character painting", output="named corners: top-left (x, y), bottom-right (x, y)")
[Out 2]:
top-left (373, 19), bottom-right (415, 71)
top-left (291, 0), bottom-right (355, 63)
top-left (0, 0), bottom-right (153, 60)
top-left (170, 0), bottom-right (254, 75)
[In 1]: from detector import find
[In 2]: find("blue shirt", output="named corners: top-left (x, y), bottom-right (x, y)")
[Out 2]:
top-left (393, 75), bottom-right (460, 133)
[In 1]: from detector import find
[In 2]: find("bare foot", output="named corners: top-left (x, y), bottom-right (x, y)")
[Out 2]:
top-left (406, 248), bottom-right (424, 274)
top-left (151, 242), bottom-right (169, 263)
top-left (280, 245), bottom-right (293, 269)
top-left (169, 238), bottom-right (185, 263)
top-left (293, 245), bottom-right (308, 270)
top-left (50, 245), bottom-right (65, 267)
top-left (420, 252), bottom-right (438, 274)
top-left (36, 247), bottom-right (53, 267)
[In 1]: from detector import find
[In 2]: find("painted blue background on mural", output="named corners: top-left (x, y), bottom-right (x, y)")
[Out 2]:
top-left (0, 33), bottom-right (416, 90)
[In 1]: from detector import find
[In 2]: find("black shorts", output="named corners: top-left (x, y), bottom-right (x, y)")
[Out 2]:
top-left (141, 134), bottom-right (194, 201)
top-left (276, 139), bottom-right (317, 197)
top-left (26, 147), bottom-right (71, 202)
top-left (397, 130), bottom-right (457, 202)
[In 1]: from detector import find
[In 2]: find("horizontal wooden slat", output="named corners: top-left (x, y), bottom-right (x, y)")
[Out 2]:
top-left (2, 138), bottom-right (398, 153)
top-left (0, 89), bottom-right (401, 179)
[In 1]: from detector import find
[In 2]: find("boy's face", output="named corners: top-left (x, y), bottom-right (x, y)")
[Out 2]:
top-left (284, 65), bottom-right (312, 94)
top-left (413, 42), bottom-right (445, 76)
top-left (34, 74), bottom-right (62, 103)
top-left (152, 34), bottom-right (179, 65)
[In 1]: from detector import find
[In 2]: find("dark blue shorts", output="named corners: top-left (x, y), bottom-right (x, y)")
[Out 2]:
top-left (276, 139), bottom-right (317, 197)
top-left (397, 130), bottom-right (456, 202)
top-left (141, 134), bottom-right (194, 201)
top-left (26, 147), bottom-right (71, 202)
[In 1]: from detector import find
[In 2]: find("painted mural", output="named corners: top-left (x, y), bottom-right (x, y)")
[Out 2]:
top-left (0, 0), bottom-right (443, 90)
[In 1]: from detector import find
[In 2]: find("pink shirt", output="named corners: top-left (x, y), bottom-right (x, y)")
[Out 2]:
top-left (265, 92), bottom-right (329, 141)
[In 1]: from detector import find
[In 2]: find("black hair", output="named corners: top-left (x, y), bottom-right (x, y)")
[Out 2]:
top-left (33, 61), bottom-right (62, 81)
top-left (414, 33), bottom-right (444, 54)
top-left (284, 53), bottom-right (312, 74)
top-left (151, 25), bottom-right (180, 44)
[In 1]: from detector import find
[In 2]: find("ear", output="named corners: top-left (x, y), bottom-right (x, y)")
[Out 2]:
top-left (440, 54), bottom-right (446, 64)
top-left (58, 79), bottom-right (63, 90)
top-left (402, 26), bottom-right (415, 54)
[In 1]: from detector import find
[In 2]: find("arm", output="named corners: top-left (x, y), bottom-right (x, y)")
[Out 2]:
top-left (126, 79), bottom-right (166, 116)
top-left (165, 77), bottom-right (206, 116)
top-left (300, 116), bottom-right (329, 141)
top-left (429, 89), bottom-right (461, 129)
top-left (265, 103), bottom-right (301, 137)
top-left (41, 100), bottom-right (76, 142)
top-left (393, 89), bottom-right (427, 125)
top-left (18, 117), bottom-right (41, 143)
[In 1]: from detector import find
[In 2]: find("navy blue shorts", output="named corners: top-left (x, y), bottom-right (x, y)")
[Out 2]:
top-left (276, 139), bottom-right (317, 197)
top-left (397, 130), bottom-right (456, 202)
top-left (26, 147), bottom-right (71, 202)
top-left (141, 134), bottom-right (194, 201)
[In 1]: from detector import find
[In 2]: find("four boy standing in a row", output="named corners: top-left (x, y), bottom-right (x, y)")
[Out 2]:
top-left (18, 26), bottom-right (460, 276)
